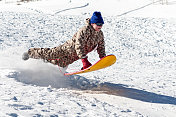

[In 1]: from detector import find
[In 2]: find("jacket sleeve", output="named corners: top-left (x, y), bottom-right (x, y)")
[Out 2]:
top-left (97, 31), bottom-right (106, 58)
top-left (75, 28), bottom-right (87, 59)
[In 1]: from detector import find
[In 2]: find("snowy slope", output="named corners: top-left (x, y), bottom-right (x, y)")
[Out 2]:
top-left (0, 0), bottom-right (176, 116)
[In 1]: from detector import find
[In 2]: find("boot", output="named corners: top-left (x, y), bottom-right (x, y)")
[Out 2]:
top-left (22, 52), bottom-right (29, 60)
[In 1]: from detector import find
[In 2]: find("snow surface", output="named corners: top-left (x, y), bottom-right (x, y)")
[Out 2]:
top-left (0, 0), bottom-right (176, 116)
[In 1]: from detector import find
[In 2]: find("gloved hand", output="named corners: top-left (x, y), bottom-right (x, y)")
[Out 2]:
top-left (81, 57), bottom-right (92, 70)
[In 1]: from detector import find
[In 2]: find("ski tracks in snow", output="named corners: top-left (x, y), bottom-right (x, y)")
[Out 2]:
top-left (0, 10), bottom-right (176, 116)
top-left (54, 3), bottom-right (89, 15)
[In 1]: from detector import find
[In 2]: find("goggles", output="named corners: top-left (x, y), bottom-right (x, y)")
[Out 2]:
top-left (96, 23), bottom-right (103, 26)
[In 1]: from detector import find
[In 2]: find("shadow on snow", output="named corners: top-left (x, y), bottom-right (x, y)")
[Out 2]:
top-left (92, 82), bottom-right (176, 105)
top-left (7, 71), bottom-right (176, 105)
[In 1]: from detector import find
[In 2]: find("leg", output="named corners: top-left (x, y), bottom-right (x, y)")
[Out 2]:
top-left (25, 47), bottom-right (70, 68)
top-left (28, 48), bottom-right (52, 60)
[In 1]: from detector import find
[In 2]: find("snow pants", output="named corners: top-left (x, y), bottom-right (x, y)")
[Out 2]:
top-left (28, 46), bottom-right (76, 67)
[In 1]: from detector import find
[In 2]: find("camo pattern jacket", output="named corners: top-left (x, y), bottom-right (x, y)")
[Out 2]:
top-left (28, 18), bottom-right (106, 67)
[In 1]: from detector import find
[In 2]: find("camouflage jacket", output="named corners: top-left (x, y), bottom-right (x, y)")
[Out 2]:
top-left (28, 18), bottom-right (106, 67)
top-left (61, 18), bottom-right (106, 58)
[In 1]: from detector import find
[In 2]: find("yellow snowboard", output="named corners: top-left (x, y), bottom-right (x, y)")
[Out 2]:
top-left (64, 55), bottom-right (116, 75)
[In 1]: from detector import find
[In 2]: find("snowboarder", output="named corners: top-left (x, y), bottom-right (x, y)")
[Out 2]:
top-left (22, 11), bottom-right (106, 69)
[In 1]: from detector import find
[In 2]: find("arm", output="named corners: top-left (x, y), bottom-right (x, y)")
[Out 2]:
top-left (75, 28), bottom-right (92, 69)
top-left (97, 31), bottom-right (106, 58)
top-left (75, 28), bottom-right (87, 59)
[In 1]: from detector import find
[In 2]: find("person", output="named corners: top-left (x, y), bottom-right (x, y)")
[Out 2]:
top-left (22, 11), bottom-right (106, 70)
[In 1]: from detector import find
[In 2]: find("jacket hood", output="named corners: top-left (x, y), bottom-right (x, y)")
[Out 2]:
top-left (85, 18), bottom-right (91, 26)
